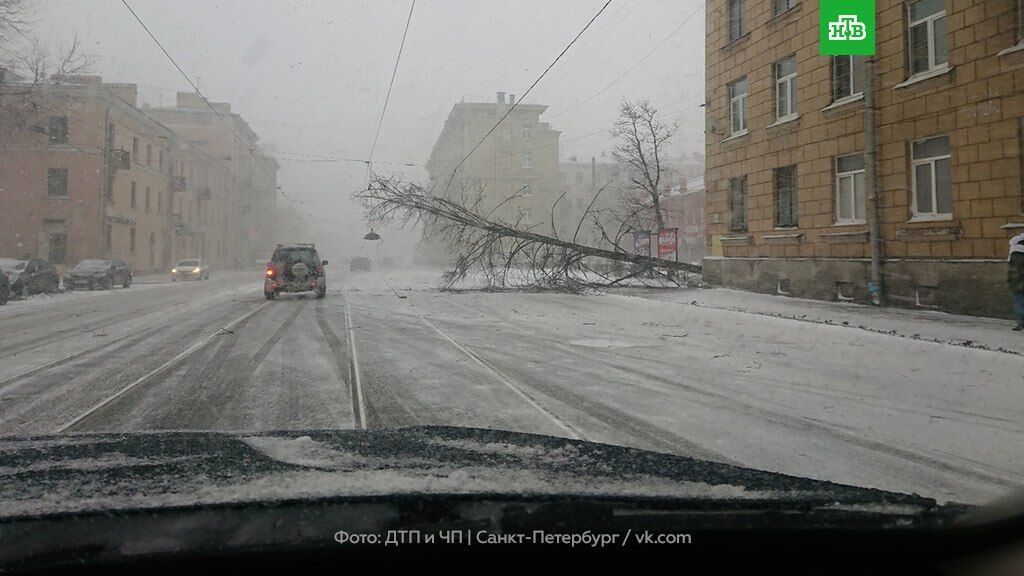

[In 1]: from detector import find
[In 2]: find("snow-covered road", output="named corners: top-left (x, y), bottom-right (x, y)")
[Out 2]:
top-left (0, 270), bottom-right (1021, 504)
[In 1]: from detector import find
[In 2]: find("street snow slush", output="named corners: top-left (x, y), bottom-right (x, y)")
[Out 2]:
top-left (264, 243), bottom-right (328, 300)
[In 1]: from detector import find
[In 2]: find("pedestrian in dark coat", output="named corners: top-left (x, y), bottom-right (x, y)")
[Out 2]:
top-left (1009, 233), bottom-right (1024, 331)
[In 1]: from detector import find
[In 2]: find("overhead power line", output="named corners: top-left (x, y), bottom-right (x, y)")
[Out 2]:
top-left (443, 0), bottom-right (614, 195)
top-left (365, 0), bottom-right (417, 182)
top-left (120, 0), bottom-right (283, 193)
top-left (546, 1), bottom-right (705, 121)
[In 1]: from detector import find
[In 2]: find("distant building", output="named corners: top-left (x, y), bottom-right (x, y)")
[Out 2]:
top-left (0, 77), bottom-right (275, 273)
top-left (426, 92), bottom-right (561, 230)
top-left (147, 93), bottom-right (279, 269)
top-left (558, 156), bottom-right (629, 245)
top-left (704, 0), bottom-right (1024, 318)
top-left (662, 176), bottom-right (707, 266)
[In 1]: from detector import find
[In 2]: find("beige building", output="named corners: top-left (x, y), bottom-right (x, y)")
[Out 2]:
top-left (0, 76), bottom-right (272, 273)
top-left (0, 76), bottom-right (176, 272)
top-left (426, 92), bottom-right (561, 229)
top-left (147, 93), bottom-right (279, 269)
top-left (704, 0), bottom-right (1024, 318)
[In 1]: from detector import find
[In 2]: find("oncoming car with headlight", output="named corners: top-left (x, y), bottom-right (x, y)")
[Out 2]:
top-left (170, 259), bottom-right (210, 281)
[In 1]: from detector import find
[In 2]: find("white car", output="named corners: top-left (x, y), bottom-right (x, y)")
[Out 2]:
top-left (170, 259), bottom-right (210, 281)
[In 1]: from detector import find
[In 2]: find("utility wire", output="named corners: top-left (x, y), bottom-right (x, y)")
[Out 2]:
top-left (546, 1), bottom-right (705, 120)
top-left (365, 0), bottom-right (417, 185)
top-left (120, 0), bottom-right (282, 193)
top-left (442, 0), bottom-right (614, 195)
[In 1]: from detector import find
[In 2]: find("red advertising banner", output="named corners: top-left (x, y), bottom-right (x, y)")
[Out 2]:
top-left (657, 228), bottom-right (678, 261)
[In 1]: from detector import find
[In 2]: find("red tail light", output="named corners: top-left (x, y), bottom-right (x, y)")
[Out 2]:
top-left (266, 266), bottom-right (276, 278)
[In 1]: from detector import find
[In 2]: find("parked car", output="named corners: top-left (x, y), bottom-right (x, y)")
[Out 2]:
top-left (349, 256), bottom-right (371, 272)
top-left (0, 258), bottom-right (60, 297)
top-left (0, 269), bottom-right (8, 305)
top-left (64, 259), bottom-right (133, 290)
top-left (264, 244), bottom-right (327, 300)
top-left (170, 259), bottom-right (210, 281)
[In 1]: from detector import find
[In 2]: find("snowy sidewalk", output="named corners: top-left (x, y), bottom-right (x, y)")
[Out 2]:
top-left (608, 286), bottom-right (1024, 357)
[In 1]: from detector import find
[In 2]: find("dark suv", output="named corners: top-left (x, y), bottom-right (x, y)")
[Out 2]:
top-left (264, 244), bottom-right (328, 300)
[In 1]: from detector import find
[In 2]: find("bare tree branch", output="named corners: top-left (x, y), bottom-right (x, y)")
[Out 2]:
top-left (358, 176), bottom-right (699, 292)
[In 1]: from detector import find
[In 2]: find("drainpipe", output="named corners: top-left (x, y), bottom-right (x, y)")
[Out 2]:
top-left (101, 107), bottom-right (112, 259)
top-left (864, 56), bottom-right (884, 306)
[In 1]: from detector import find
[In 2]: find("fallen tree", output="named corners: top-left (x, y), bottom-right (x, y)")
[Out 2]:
top-left (358, 176), bottom-right (700, 291)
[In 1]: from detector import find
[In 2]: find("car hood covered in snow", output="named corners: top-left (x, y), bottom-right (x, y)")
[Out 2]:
top-left (0, 427), bottom-right (953, 520)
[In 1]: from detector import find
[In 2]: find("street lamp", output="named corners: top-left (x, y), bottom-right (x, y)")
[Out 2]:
top-left (363, 230), bottom-right (381, 241)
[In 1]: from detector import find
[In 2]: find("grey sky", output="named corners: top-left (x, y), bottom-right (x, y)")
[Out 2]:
top-left (30, 0), bottom-right (705, 257)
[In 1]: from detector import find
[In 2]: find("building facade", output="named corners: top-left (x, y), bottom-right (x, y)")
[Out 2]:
top-left (0, 77), bottom-right (174, 272)
top-left (147, 93), bottom-right (279, 270)
top-left (704, 0), bottom-right (1024, 317)
top-left (426, 92), bottom-right (561, 229)
top-left (0, 76), bottom-right (273, 273)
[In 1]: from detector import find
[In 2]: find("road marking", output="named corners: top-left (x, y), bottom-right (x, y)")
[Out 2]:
top-left (343, 293), bottom-right (368, 429)
top-left (54, 301), bottom-right (270, 433)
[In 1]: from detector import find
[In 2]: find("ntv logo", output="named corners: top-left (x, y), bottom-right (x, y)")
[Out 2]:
top-left (828, 15), bottom-right (868, 41)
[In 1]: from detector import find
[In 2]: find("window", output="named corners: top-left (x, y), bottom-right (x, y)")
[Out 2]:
top-left (519, 207), bottom-right (533, 224)
top-left (908, 0), bottom-right (948, 75)
top-left (835, 154), bottom-right (866, 223)
top-left (832, 56), bottom-right (864, 102)
top-left (774, 56), bottom-right (798, 120)
top-left (522, 181), bottom-right (532, 196)
top-left (772, 0), bottom-right (796, 16)
top-left (146, 144), bottom-right (152, 166)
top-left (158, 149), bottom-right (163, 170)
top-left (911, 135), bottom-right (952, 216)
top-left (47, 168), bottom-right (69, 197)
top-left (145, 187), bottom-right (151, 211)
top-left (729, 176), bottom-right (748, 232)
top-left (158, 191), bottom-right (163, 213)
top-left (773, 165), bottom-right (798, 228)
top-left (129, 227), bottom-right (137, 253)
top-left (104, 224), bottom-right (112, 251)
top-left (48, 116), bottom-right (68, 144)
top-left (728, 0), bottom-right (745, 42)
top-left (522, 126), bottom-right (531, 140)
top-left (132, 138), bottom-right (139, 161)
top-left (522, 153), bottom-right (532, 169)
top-left (130, 181), bottom-right (137, 208)
top-left (728, 77), bottom-right (748, 135)
top-left (1018, 0), bottom-right (1023, 42)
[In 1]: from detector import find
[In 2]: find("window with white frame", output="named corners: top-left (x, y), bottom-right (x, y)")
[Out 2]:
top-left (908, 0), bottom-right (948, 75)
top-left (522, 126), bottom-right (531, 140)
top-left (911, 136), bottom-right (952, 216)
top-left (774, 56), bottom-right (797, 121)
top-left (522, 181), bottom-right (532, 196)
top-left (728, 0), bottom-right (745, 42)
top-left (728, 77), bottom-right (747, 135)
top-left (772, 0), bottom-right (796, 17)
top-left (832, 55), bottom-right (864, 102)
top-left (835, 154), bottom-right (866, 223)
top-left (522, 153), bottom-right (532, 169)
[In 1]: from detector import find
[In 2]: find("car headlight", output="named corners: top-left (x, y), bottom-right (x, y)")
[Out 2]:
top-left (171, 268), bottom-right (178, 273)
top-left (192, 267), bottom-right (200, 274)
